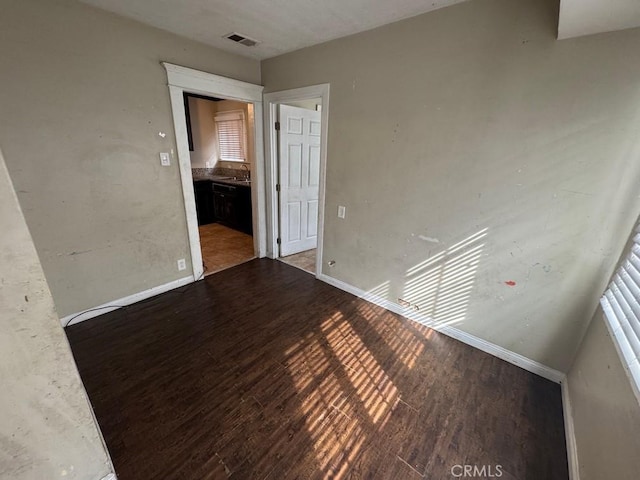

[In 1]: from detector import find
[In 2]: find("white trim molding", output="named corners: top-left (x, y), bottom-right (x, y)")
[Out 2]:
top-left (162, 63), bottom-right (266, 280)
top-left (163, 63), bottom-right (262, 103)
top-left (317, 272), bottom-right (565, 384)
top-left (262, 84), bottom-right (330, 279)
top-left (561, 379), bottom-right (581, 480)
top-left (60, 275), bottom-right (194, 327)
top-left (100, 474), bottom-right (117, 480)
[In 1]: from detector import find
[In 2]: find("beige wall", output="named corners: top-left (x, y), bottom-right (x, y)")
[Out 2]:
top-left (262, 0), bottom-right (640, 371)
top-left (0, 149), bottom-right (112, 479)
top-left (261, 0), bottom-right (640, 372)
top-left (559, 0), bottom-right (640, 39)
top-left (0, 0), bottom-right (260, 318)
top-left (567, 308), bottom-right (640, 479)
top-left (188, 97), bottom-right (218, 169)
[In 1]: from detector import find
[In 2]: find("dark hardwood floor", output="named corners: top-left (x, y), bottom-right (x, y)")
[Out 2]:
top-left (67, 259), bottom-right (568, 480)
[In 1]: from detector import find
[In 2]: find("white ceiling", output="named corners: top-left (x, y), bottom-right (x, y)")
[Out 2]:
top-left (78, 0), bottom-right (640, 60)
top-left (558, 0), bottom-right (640, 39)
top-left (78, 0), bottom-right (468, 60)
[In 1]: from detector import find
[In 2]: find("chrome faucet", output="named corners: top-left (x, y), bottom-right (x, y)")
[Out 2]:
top-left (241, 164), bottom-right (250, 180)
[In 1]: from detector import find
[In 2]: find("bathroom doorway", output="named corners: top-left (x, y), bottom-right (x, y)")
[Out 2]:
top-left (163, 63), bottom-right (267, 283)
top-left (263, 85), bottom-right (330, 277)
top-left (276, 100), bottom-right (322, 275)
top-left (184, 93), bottom-right (256, 276)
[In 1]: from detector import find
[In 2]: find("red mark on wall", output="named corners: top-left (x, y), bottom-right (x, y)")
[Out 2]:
top-left (504, 280), bottom-right (517, 287)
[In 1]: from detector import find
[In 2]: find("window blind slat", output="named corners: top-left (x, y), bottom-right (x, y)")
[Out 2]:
top-left (613, 275), bottom-right (640, 323)
top-left (620, 265), bottom-right (640, 304)
top-left (623, 256), bottom-right (640, 288)
top-left (605, 291), bottom-right (640, 362)
top-left (604, 292), bottom-right (624, 334)
top-left (602, 221), bottom-right (640, 402)
top-left (611, 276), bottom-right (640, 346)
top-left (601, 297), bottom-right (640, 402)
top-left (628, 250), bottom-right (640, 273)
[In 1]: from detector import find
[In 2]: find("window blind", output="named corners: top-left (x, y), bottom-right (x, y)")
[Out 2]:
top-left (215, 111), bottom-right (246, 162)
top-left (601, 223), bottom-right (640, 399)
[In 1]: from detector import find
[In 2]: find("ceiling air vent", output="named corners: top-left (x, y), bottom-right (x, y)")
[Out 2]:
top-left (224, 32), bottom-right (259, 47)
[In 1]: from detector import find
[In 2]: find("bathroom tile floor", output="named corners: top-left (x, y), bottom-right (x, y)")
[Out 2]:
top-left (199, 223), bottom-right (254, 276)
top-left (280, 248), bottom-right (316, 274)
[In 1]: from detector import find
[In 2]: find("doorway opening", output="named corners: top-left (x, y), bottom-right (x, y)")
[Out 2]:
top-left (276, 100), bottom-right (321, 274)
top-left (163, 63), bottom-right (266, 283)
top-left (185, 93), bottom-right (256, 276)
top-left (264, 85), bottom-right (330, 277)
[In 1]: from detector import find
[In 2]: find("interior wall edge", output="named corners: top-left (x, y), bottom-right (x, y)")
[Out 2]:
top-left (561, 377), bottom-right (581, 480)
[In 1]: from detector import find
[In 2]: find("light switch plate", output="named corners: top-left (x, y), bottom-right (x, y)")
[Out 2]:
top-left (337, 205), bottom-right (346, 218)
top-left (160, 152), bottom-right (170, 166)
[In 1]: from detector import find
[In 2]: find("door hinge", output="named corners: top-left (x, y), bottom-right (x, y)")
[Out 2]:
top-left (276, 183), bottom-right (281, 192)
top-left (277, 237), bottom-right (281, 245)
top-left (275, 121), bottom-right (280, 131)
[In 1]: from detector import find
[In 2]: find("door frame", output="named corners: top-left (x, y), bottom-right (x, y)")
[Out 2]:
top-left (163, 63), bottom-right (266, 280)
top-left (263, 84), bottom-right (330, 278)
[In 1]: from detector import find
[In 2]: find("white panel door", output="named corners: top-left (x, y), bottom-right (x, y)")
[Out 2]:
top-left (278, 104), bottom-right (321, 257)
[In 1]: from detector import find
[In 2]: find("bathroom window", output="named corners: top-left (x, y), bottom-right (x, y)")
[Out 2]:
top-left (215, 110), bottom-right (246, 162)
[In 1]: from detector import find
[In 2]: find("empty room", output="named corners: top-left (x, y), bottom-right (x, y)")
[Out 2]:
top-left (2, 0), bottom-right (640, 479)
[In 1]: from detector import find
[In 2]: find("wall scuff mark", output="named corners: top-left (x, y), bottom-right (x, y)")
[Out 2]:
top-left (418, 235), bottom-right (440, 243)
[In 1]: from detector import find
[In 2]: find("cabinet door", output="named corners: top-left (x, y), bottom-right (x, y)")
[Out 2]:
top-left (213, 191), bottom-right (226, 221)
top-left (239, 187), bottom-right (253, 235)
top-left (224, 195), bottom-right (238, 228)
top-left (194, 181), bottom-right (214, 225)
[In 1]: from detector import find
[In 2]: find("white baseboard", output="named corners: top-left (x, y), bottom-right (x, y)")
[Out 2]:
top-left (60, 275), bottom-right (195, 327)
top-left (561, 379), bottom-right (580, 480)
top-left (100, 474), bottom-right (117, 480)
top-left (317, 273), bottom-right (565, 384)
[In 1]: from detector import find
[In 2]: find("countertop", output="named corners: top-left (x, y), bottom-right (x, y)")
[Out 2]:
top-left (193, 175), bottom-right (251, 188)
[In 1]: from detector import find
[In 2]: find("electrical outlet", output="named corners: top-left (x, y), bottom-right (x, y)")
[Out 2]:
top-left (177, 258), bottom-right (186, 271)
top-left (337, 205), bottom-right (346, 218)
top-left (160, 152), bottom-right (171, 166)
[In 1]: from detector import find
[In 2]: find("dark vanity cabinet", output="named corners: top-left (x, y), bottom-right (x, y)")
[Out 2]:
top-left (212, 183), bottom-right (235, 227)
top-left (212, 182), bottom-right (252, 235)
top-left (194, 179), bottom-right (252, 234)
top-left (194, 180), bottom-right (215, 225)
